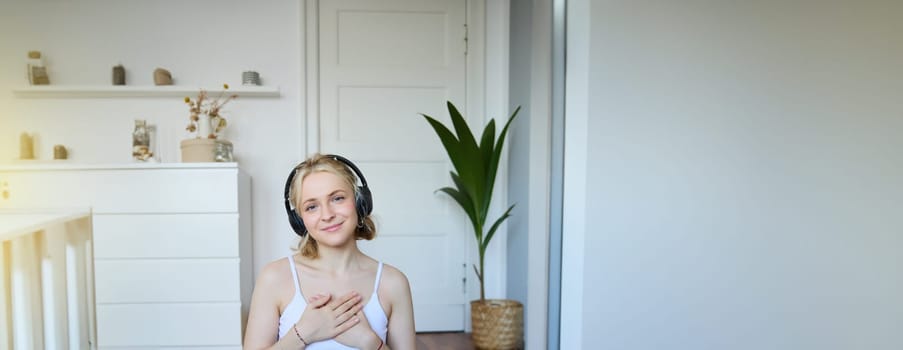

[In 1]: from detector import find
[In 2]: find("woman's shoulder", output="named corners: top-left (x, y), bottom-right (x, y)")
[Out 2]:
top-left (378, 263), bottom-right (412, 296)
top-left (255, 256), bottom-right (293, 289)
top-left (376, 263), bottom-right (413, 318)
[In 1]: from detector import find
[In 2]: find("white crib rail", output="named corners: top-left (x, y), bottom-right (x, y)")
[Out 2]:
top-left (1, 210), bottom-right (95, 350)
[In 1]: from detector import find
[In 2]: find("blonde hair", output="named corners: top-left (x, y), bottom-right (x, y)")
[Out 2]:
top-left (290, 154), bottom-right (376, 258)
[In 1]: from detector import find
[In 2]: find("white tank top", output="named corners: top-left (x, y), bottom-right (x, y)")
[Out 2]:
top-left (277, 256), bottom-right (389, 349)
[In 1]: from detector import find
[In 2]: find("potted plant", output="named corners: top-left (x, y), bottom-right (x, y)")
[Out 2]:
top-left (422, 101), bottom-right (522, 349)
top-left (180, 84), bottom-right (236, 162)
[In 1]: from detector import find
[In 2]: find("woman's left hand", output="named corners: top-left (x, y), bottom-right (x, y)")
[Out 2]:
top-left (333, 307), bottom-right (382, 350)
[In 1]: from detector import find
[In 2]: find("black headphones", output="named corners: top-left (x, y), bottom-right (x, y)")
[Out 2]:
top-left (284, 154), bottom-right (373, 237)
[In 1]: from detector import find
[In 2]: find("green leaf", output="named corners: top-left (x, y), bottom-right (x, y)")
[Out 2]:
top-left (436, 185), bottom-right (475, 218)
top-left (481, 204), bottom-right (515, 254)
top-left (422, 114), bottom-right (463, 164)
top-left (445, 103), bottom-right (486, 207)
top-left (479, 119), bottom-right (497, 166)
top-left (478, 119), bottom-right (497, 217)
top-left (450, 172), bottom-right (482, 227)
top-left (436, 186), bottom-right (479, 236)
top-left (485, 106), bottom-right (520, 205)
top-left (447, 102), bottom-right (480, 160)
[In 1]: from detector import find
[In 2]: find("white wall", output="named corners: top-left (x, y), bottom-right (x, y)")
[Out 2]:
top-left (506, 0), bottom-right (533, 314)
top-left (565, 1), bottom-right (903, 349)
top-left (507, 0), bottom-right (552, 348)
top-left (0, 0), bottom-right (304, 278)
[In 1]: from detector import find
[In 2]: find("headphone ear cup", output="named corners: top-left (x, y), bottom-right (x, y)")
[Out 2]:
top-left (289, 210), bottom-right (307, 236)
top-left (356, 185), bottom-right (373, 219)
top-left (284, 197), bottom-right (307, 237)
top-left (284, 166), bottom-right (308, 237)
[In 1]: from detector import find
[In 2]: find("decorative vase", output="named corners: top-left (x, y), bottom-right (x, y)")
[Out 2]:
top-left (19, 132), bottom-right (35, 160)
top-left (197, 114), bottom-right (213, 139)
top-left (470, 299), bottom-right (523, 350)
top-left (180, 138), bottom-right (216, 162)
top-left (153, 68), bottom-right (172, 85)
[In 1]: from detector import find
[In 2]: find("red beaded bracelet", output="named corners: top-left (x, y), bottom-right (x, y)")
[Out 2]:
top-left (293, 325), bottom-right (309, 346)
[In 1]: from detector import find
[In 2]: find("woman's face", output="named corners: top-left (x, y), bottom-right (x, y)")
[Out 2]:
top-left (299, 171), bottom-right (358, 247)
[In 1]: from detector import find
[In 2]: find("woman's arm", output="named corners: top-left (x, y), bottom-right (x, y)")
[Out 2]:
top-left (383, 265), bottom-right (416, 350)
top-left (243, 260), bottom-right (307, 350)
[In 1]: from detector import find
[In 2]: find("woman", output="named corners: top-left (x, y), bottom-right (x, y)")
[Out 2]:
top-left (244, 154), bottom-right (415, 350)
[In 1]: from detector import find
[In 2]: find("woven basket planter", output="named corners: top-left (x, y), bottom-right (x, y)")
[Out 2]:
top-left (471, 299), bottom-right (523, 350)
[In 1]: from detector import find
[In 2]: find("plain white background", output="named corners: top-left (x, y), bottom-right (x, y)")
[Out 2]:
top-left (564, 1), bottom-right (903, 349)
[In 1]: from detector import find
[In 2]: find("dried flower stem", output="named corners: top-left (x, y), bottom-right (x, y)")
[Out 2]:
top-left (184, 84), bottom-right (237, 139)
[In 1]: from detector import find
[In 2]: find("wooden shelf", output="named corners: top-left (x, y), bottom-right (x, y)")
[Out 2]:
top-left (12, 85), bottom-right (280, 98)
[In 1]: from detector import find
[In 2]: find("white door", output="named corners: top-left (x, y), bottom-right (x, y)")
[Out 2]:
top-left (311, 0), bottom-right (469, 331)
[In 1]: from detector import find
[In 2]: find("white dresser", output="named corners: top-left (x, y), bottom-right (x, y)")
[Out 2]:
top-left (0, 162), bottom-right (252, 349)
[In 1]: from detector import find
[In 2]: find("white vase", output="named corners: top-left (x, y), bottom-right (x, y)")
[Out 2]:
top-left (197, 114), bottom-right (212, 138)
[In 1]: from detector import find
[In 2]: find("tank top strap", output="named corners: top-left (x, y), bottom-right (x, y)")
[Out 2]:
top-left (287, 256), bottom-right (302, 296)
top-left (372, 261), bottom-right (384, 293)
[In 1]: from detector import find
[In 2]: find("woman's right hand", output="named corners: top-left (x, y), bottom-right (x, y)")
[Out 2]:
top-left (294, 291), bottom-right (364, 343)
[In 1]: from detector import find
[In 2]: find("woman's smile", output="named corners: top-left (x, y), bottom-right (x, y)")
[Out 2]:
top-left (321, 222), bottom-right (344, 233)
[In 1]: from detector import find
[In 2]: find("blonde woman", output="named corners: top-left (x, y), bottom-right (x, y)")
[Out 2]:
top-left (244, 154), bottom-right (415, 350)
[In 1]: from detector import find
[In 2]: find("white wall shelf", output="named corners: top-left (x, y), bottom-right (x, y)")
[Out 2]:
top-left (12, 85), bottom-right (280, 98)
top-left (0, 161), bottom-right (238, 171)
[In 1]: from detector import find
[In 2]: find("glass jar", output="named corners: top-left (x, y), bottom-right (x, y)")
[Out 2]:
top-left (214, 139), bottom-right (234, 162)
top-left (132, 119), bottom-right (152, 161)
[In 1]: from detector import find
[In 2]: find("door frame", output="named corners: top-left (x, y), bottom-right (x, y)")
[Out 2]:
top-left (300, 0), bottom-right (510, 331)
top-left (560, 0), bottom-right (591, 348)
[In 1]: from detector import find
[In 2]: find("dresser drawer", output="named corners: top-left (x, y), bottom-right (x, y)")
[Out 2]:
top-left (93, 214), bottom-right (239, 258)
top-left (94, 259), bottom-right (241, 303)
top-left (0, 171), bottom-right (39, 209)
top-left (96, 303), bottom-right (242, 347)
top-left (0, 168), bottom-right (239, 213)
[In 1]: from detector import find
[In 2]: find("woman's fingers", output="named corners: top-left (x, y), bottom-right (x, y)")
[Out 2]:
top-left (336, 302), bottom-right (365, 324)
top-left (335, 294), bottom-right (362, 315)
top-left (330, 291), bottom-right (360, 311)
top-left (308, 293), bottom-right (331, 307)
top-left (334, 314), bottom-right (361, 334)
